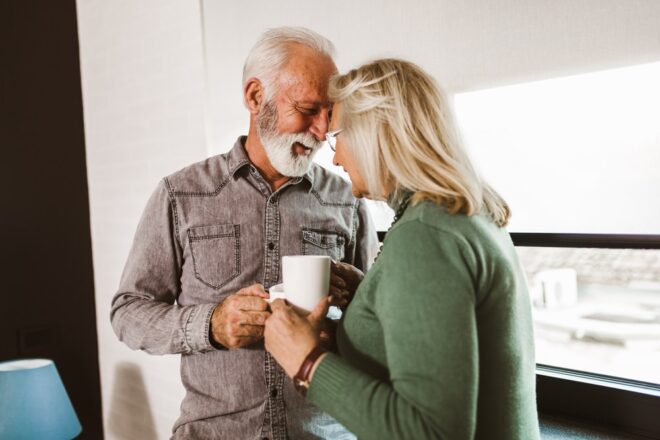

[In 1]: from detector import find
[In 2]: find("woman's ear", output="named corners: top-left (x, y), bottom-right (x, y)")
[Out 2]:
top-left (244, 78), bottom-right (264, 115)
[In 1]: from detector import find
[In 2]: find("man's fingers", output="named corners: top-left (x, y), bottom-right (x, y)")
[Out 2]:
top-left (232, 294), bottom-right (269, 311)
top-left (237, 283), bottom-right (269, 298)
top-left (233, 324), bottom-right (265, 338)
top-left (242, 310), bottom-right (270, 326)
top-left (214, 323), bottom-right (264, 349)
top-left (228, 311), bottom-right (267, 337)
top-left (224, 330), bottom-right (264, 348)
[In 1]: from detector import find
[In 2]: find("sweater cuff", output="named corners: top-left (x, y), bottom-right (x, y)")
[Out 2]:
top-left (307, 352), bottom-right (351, 407)
top-left (183, 303), bottom-right (217, 353)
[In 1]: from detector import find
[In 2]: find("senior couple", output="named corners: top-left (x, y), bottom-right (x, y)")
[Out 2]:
top-left (112, 27), bottom-right (540, 439)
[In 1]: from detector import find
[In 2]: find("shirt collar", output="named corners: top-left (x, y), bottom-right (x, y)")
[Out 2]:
top-left (227, 136), bottom-right (316, 191)
top-left (227, 136), bottom-right (252, 176)
top-left (301, 166), bottom-right (315, 190)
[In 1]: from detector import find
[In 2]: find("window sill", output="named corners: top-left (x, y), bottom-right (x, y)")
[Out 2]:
top-left (537, 365), bottom-right (660, 439)
top-left (540, 414), bottom-right (651, 440)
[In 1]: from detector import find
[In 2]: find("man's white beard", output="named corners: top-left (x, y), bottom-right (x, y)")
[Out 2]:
top-left (256, 100), bottom-right (323, 177)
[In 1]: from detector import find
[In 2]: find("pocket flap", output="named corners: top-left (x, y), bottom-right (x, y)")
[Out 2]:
top-left (302, 229), bottom-right (344, 249)
top-left (188, 224), bottom-right (237, 241)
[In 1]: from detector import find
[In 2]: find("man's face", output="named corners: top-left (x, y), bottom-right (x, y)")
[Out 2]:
top-left (256, 46), bottom-right (336, 177)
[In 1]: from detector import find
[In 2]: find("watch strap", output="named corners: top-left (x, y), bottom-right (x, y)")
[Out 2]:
top-left (293, 345), bottom-right (327, 396)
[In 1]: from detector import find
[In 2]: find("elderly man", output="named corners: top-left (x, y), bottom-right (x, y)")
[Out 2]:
top-left (111, 27), bottom-right (378, 439)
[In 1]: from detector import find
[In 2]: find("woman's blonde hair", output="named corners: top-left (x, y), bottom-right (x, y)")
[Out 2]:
top-left (329, 59), bottom-right (510, 226)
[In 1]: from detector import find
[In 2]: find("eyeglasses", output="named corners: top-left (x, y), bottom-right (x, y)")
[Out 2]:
top-left (325, 129), bottom-right (343, 152)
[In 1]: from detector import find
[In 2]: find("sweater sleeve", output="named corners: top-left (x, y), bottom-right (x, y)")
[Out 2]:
top-left (307, 220), bottom-right (479, 440)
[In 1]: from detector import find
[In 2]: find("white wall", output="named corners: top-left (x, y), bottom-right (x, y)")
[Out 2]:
top-left (76, 1), bottom-right (207, 438)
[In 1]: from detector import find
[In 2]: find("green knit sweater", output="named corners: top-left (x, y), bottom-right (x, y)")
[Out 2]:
top-left (308, 200), bottom-right (540, 440)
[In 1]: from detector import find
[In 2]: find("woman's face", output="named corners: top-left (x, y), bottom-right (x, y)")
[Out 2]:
top-left (329, 103), bottom-right (369, 198)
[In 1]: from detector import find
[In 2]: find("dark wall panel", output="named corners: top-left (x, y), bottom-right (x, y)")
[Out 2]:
top-left (1, 1), bottom-right (103, 438)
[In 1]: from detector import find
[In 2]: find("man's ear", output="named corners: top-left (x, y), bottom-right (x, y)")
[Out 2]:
top-left (244, 78), bottom-right (264, 115)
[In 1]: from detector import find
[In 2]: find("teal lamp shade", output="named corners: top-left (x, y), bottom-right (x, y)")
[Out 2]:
top-left (0, 359), bottom-right (82, 439)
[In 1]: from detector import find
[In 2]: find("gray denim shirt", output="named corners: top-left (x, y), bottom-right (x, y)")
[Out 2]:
top-left (111, 137), bottom-right (379, 439)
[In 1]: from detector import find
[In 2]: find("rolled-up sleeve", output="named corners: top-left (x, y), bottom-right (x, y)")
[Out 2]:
top-left (110, 180), bottom-right (216, 355)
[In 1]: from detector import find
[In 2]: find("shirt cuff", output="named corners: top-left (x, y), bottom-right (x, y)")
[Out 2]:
top-left (183, 303), bottom-right (217, 353)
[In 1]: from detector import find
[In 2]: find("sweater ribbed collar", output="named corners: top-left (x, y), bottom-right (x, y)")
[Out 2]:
top-left (386, 189), bottom-right (414, 227)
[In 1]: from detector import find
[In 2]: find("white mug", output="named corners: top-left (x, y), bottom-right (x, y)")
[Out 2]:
top-left (273, 255), bottom-right (331, 314)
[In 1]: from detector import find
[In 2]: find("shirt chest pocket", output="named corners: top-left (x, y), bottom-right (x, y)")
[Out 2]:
top-left (187, 224), bottom-right (241, 289)
top-left (302, 229), bottom-right (346, 262)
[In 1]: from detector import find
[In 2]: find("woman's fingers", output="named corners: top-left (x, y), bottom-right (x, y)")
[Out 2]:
top-left (330, 273), bottom-right (346, 288)
top-left (268, 299), bottom-right (302, 331)
top-left (330, 284), bottom-right (349, 296)
top-left (307, 296), bottom-right (331, 328)
top-left (269, 298), bottom-right (288, 312)
top-left (329, 287), bottom-right (350, 309)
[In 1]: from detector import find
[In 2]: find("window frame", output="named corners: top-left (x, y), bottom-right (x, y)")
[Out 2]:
top-left (376, 230), bottom-right (660, 437)
top-left (536, 365), bottom-right (660, 438)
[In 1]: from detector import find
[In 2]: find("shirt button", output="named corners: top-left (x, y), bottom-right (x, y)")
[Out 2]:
top-left (268, 242), bottom-right (275, 250)
top-left (269, 197), bottom-right (277, 204)
top-left (270, 388), bottom-right (278, 398)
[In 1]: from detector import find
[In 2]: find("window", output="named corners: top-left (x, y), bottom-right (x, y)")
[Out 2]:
top-left (453, 63), bottom-right (660, 436)
top-left (453, 61), bottom-right (660, 235)
top-left (514, 234), bottom-right (660, 438)
top-left (451, 62), bottom-right (660, 389)
top-left (518, 244), bottom-right (660, 383)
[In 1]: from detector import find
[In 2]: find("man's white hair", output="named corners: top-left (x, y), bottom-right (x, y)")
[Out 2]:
top-left (242, 27), bottom-right (336, 103)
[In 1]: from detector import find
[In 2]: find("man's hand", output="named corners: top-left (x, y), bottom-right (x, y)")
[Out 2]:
top-left (210, 283), bottom-right (270, 349)
top-left (329, 261), bottom-right (365, 310)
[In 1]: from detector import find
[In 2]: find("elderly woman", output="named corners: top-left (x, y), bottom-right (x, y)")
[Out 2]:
top-left (264, 59), bottom-right (540, 440)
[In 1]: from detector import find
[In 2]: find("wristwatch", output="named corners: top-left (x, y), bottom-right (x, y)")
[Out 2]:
top-left (293, 345), bottom-right (327, 396)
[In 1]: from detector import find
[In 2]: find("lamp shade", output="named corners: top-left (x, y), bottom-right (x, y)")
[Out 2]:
top-left (0, 359), bottom-right (82, 440)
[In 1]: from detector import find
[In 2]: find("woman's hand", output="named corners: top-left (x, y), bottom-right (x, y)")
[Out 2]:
top-left (264, 297), bottom-right (330, 378)
top-left (330, 261), bottom-right (364, 310)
